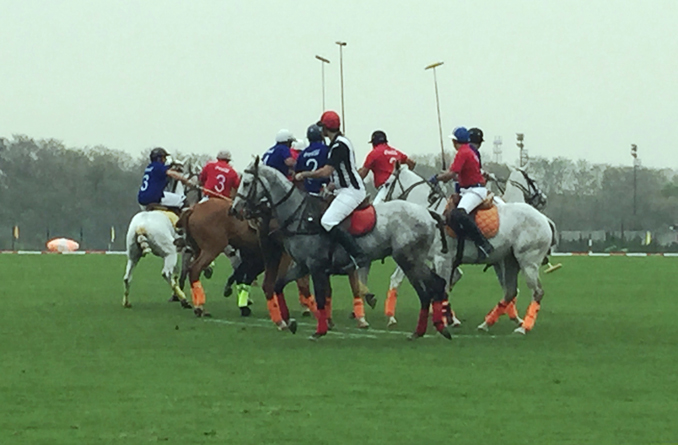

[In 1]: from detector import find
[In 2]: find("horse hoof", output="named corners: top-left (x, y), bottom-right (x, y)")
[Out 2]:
top-left (387, 317), bottom-right (397, 328)
top-left (438, 327), bottom-right (452, 340)
top-left (477, 321), bottom-right (489, 332)
top-left (168, 295), bottom-right (181, 302)
top-left (309, 331), bottom-right (326, 341)
top-left (223, 287), bottom-right (233, 298)
top-left (349, 312), bottom-right (356, 320)
top-left (356, 317), bottom-right (370, 329)
top-left (510, 316), bottom-right (524, 326)
top-left (288, 319), bottom-right (298, 334)
top-left (514, 326), bottom-right (527, 335)
top-left (180, 300), bottom-right (193, 309)
top-left (301, 308), bottom-right (312, 317)
top-left (408, 332), bottom-right (424, 341)
top-left (364, 293), bottom-right (377, 309)
top-left (327, 318), bottom-right (335, 330)
top-left (240, 307), bottom-right (251, 317)
top-left (450, 317), bottom-right (462, 328)
top-left (122, 302), bottom-right (132, 309)
top-left (276, 321), bottom-right (288, 331)
top-left (247, 298), bottom-right (254, 306)
top-left (204, 267), bottom-right (213, 279)
top-left (194, 308), bottom-right (211, 318)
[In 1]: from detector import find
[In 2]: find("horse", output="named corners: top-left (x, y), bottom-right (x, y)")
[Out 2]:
top-left (122, 157), bottom-right (200, 310)
top-left (378, 164), bottom-right (556, 334)
top-left (232, 158), bottom-right (450, 340)
top-left (179, 193), bottom-right (377, 329)
top-left (491, 167), bottom-right (562, 274)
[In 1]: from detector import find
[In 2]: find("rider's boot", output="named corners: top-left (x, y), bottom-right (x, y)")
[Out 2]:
top-left (452, 208), bottom-right (494, 262)
top-left (328, 226), bottom-right (371, 269)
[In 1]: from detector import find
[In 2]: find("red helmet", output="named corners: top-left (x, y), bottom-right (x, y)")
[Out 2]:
top-left (318, 111), bottom-right (341, 131)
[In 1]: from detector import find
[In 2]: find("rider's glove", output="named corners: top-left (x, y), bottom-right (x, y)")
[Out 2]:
top-left (428, 175), bottom-right (438, 185)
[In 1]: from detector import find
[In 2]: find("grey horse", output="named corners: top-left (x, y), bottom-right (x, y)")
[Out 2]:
top-left (378, 164), bottom-right (556, 334)
top-left (231, 158), bottom-right (450, 340)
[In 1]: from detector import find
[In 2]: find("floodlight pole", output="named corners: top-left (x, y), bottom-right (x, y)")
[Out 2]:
top-left (425, 61), bottom-right (445, 170)
top-left (336, 41), bottom-right (347, 133)
top-left (315, 55), bottom-right (330, 112)
top-left (631, 144), bottom-right (638, 216)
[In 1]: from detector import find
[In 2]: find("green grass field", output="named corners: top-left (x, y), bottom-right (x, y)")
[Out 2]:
top-left (1, 254), bottom-right (677, 444)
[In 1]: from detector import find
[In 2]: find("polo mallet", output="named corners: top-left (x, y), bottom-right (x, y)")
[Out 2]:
top-left (545, 262), bottom-right (562, 274)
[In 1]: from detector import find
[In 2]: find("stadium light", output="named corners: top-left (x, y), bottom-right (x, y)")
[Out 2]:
top-left (425, 61), bottom-right (445, 170)
top-left (315, 55), bottom-right (330, 112)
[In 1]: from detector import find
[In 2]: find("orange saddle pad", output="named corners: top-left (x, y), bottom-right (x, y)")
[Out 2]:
top-left (445, 206), bottom-right (499, 239)
top-left (348, 205), bottom-right (377, 236)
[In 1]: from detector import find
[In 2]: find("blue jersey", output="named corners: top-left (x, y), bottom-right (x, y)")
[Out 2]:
top-left (263, 143), bottom-right (292, 177)
top-left (295, 141), bottom-right (329, 194)
top-left (138, 161), bottom-right (169, 205)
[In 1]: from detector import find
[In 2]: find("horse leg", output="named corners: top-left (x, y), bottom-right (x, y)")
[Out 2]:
top-left (386, 266), bottom-right (405, 327)
top-left (261, 250), bottom-right (287, 331)
top-left (188, 250), bottom-right (217, 317)
top-left (122, 255), bottom-right (139, 308)
top-left (515, 262), bottom-right (544, 334)
top-left (309, 270), bottom-right (331, 340)
top-left (295, 275), bottom-right (317, 317)
top-left (348, 268), bottom-right (371, 329)
top-left (162, 251), bottom-right (191, 309)
top-left (478, 255), bottom-right (520, 331)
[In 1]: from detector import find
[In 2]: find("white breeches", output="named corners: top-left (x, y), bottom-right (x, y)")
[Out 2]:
top-left (321, 188), bottom-right (366, 231)
top-left (457, 187), bottom-right (488, 213)
top-left (161, 192), bottom-right (185, 208)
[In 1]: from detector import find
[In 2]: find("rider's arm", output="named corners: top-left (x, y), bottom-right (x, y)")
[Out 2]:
top-left (436, 170), bottom-right (458, 183)
top-left (296, 164), bottom-right (334, 180)
top-left (358, 167), bottom-right (369, 179)
top-left (167, 169), bottom-right (190, 185)
top-left (404, 158), bottom-right (416, 170)
top-left (284, 156), bottom-right (296, 167)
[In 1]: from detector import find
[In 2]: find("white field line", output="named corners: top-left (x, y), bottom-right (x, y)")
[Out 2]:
top-left (204, 317), bottom-right (506, 340)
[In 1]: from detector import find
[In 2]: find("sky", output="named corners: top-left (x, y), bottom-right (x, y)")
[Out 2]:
top-left (1, 0), bottom-right (677, 171)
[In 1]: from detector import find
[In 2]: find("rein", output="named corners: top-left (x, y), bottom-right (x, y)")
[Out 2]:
top-left (384, 168), bottom-right (441, 206)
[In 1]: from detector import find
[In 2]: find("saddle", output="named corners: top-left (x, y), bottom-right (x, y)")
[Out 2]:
top-left (144, 204), bottom-right (180, 228)
top-left (290, 195), bottom-right (377, 237)
top-left (443, 192), bottom-right (499, 239)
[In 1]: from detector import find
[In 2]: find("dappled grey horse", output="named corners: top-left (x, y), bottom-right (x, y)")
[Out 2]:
top-left (378, 164), bottom-right (556, 334)
top-left (231, 158), bottom-right (450, 340)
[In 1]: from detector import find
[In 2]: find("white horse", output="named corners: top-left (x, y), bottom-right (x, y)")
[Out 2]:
top-left (122, 158), bottom-right (198, 309)
top-left (378, 164), bottom-right (556, 334)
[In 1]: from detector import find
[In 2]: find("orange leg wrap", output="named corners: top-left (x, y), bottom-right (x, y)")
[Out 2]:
top-left (266, 298), bottom-right (282, 324)
top-left (190, 281), bottom-right (206, 307)
top-left (506, 299), bottom-right (519, 320)
top-left (385, 289), bottom-right (398, 317)
top-left (484, 300), bottom-right (508, 326)
top-left (353, 297), bottom-right (365, 319)
top-left (300, 294), bottom-right (318, 313)
top-left (522, 301), bottom-right (541, 331)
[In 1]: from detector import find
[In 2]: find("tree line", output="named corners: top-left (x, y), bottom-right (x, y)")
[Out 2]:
top-left (2, 135), bottom-right (677, 251)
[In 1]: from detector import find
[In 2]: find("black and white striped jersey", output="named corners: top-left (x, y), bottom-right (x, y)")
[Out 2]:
top-left (326, 134), bottom-right (365, 191)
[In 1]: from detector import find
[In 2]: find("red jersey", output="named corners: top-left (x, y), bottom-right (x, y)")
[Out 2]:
top-left (362, 143), bottom-right (410, 188)
top-left (199, 160), bottom-right (241, 198)
top-left (450, 144), bottom-right (485, 187)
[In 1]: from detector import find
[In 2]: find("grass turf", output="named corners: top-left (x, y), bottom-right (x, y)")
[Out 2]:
top-left (0, 254), bottom-right (677, 444)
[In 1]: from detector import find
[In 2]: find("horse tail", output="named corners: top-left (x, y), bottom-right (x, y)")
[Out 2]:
top-left (176, 207), bottom-right (193, 231)
top-left (428, 210), bottom-right (448, 254)
top-left (134, 227), bottom-right (152, 256)
top-left (547, 217), bottom-right (558, 248)
top-left (176, 207), bottom-right (199, 254)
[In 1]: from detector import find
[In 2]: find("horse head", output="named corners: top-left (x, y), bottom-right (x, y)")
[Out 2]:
top-left (233, 156), bottom-right (295, 220)
top-left (505, 167), bottom-right (548, 210)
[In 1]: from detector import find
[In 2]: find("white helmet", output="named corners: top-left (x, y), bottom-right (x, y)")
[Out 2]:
top-left (275, 129), bottom-right (297, 143)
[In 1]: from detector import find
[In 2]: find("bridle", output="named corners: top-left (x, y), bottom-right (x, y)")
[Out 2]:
top-left (383, 167), bottom-right (445, 208)
top-left (235, 163), bottom-right (300, 227)
top-left (508, 170), bottom-right (547, 209)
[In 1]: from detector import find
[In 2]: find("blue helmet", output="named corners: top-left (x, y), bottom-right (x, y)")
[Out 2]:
top-left (307, 124), bottom-right (323, 142)
top-left (450, 127), bottom-right (470, 143)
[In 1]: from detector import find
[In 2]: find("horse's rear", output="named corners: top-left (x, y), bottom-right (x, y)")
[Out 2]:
top-left (122, 211), bottom-right (188, 309)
